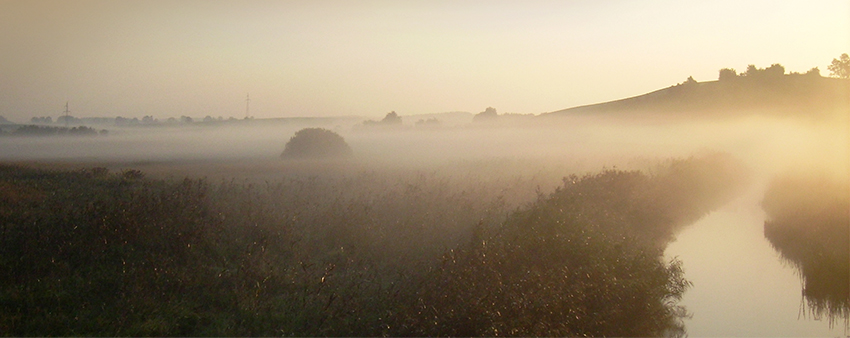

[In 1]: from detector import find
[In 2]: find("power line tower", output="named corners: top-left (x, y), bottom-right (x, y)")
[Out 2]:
top-left (63, 101), bottom-right (71, 128)
top-left (245, 93), bottom-right (250, 119)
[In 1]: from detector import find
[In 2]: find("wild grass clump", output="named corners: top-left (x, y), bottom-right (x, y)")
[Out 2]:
top-left (0, 154), bottom-right (747, 336)
top-left (763, 174), bottom-right (849, 328)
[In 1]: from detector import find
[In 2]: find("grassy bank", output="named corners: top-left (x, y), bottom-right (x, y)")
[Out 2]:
top-left (763, 174), bottom-right (850, 328)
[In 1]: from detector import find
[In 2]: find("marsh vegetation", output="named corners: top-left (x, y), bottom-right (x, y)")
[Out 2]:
top-left (0, 152), bottom-right (747, 336)
top-left (763, 174), bottom-right (850, 328)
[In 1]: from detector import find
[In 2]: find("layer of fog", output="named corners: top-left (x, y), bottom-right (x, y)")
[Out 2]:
top-left (1, 113), bottom-right (846, 184)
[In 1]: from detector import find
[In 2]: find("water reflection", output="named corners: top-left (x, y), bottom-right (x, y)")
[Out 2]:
top-left (762, 175), bottom-right (849, 329)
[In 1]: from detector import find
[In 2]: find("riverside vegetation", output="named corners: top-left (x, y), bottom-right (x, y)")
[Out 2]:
top-left (0, 153), bottom-right (748, 336)
top-left (762, 174), bottom-right (850, 328)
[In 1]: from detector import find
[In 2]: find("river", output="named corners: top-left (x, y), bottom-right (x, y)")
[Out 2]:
top-left (665, 181), bottom-right (848, 336)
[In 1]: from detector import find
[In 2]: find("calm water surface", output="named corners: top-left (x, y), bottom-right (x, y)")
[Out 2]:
top-left (665, 183), bottom-right (848, 336)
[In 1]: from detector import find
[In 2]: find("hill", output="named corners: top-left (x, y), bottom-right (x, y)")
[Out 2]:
top-left (542, 75), bottom-right (850, 120)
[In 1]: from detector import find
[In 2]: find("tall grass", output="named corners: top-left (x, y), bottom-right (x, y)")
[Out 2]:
top-left (763, 174), bottom-right (850, 329)
top-left (0, 154), bottom-right (747, 336)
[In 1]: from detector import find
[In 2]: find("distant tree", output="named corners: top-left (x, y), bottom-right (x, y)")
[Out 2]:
top-left (805, 67), bottom-right (821, 77)
top-left (381, 111), bottom-right (402, 125)
top-left (180, 116), bottom-right (193, 124)
top-left (281, 128), bottom-right (353, 159)
top-left (764, 63), bottom-right (785, 77)
top-left (10, 125), bottom-right (99, 137)
top-left (828, 53), bottom-right (849, 79)
top-left (718, 68), bottom-right (737, 81)
top-left (415, 118), bottom-right (441, 128)
top-left (744, 64), bottom-right (759, 77)
top-left (741, 63), bottom-right (785, 78)
top-left (362, 111), bottom-right (403, 127)
top-left (472, 107), bottom-right (499, 123)
top-left (56, 115), bottom-right (80, 125)
top-left (683, 76), bottom-right (697, 85)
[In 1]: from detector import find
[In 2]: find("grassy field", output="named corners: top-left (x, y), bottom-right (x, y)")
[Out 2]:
top-left (0, 153), bottom-right (749, 336)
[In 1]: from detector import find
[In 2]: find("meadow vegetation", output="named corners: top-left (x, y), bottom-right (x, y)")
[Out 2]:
top-left (0, 153), bottom-right (748, 336)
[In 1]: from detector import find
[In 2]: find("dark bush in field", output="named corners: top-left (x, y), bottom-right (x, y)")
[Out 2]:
top-left (763, 175), bottom-right (849, 327)
top-left (280, 128), bottom-right (353, 159)
top-left (0, 154), bottom-right (746, 336)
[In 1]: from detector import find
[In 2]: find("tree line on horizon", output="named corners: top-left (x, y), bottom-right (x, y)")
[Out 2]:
top-left (25, 114), bottom-right (250, 127)
top-left (0, 125), bottom-right (107, 137)
top-left (716, 53), bottom-right (849, 81)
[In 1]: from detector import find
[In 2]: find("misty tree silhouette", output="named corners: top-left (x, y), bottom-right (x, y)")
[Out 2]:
top-left (362, 111), bottom-right (403, 127)
top-left (472, 107), bottom-right (498, 123)
top-left (718, 68), bottom-right (737, 81)
top-left (280, 128), bottom-right (353, 159)
top-left (742, 64), bottom-right (786, 78)
top-left (828, 53), bottom-right (849, 79)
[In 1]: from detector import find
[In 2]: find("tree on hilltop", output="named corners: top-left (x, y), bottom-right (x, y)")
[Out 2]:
top-left (472, 107), bottom-right (498, 123)
top-left (744, 64), bottom-right (759, 77)
top-left (828, 53), bottom-right (849, 79)
top-left (381, 111), bottom-right (402, 125)
top-left (362, 111), bottom-right (403, 127)
top-left (718, 68), bottom-right (737, 81)
top-left (741, 63), bottom-right (786, 78)
top-left (805, 67), bottom-right (821, 77)
top-left (764, 64), bottom-right (785, 77)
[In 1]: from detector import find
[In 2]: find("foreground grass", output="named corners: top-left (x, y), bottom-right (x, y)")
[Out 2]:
top-left (0, 154), bottom-right (747, 336)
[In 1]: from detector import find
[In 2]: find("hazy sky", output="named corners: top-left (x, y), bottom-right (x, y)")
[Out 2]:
top-left (1, 0), bottom-right (848, 121)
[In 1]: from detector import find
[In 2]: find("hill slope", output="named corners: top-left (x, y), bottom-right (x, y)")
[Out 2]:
top-left (543, 75), bottom-right (850, 120)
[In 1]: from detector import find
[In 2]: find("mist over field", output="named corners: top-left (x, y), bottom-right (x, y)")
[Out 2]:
top-left (2, 70), bottom-right (849, 336)
top-left (2, 109), bottom-right (846, 181)
top-left (2, 1), bottom-right (849, 335)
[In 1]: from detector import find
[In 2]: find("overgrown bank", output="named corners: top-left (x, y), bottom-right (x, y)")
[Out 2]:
top-left (0, 154), bottom-right (747, 336)
top-left (763, 175), bottom-right (850, 328)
